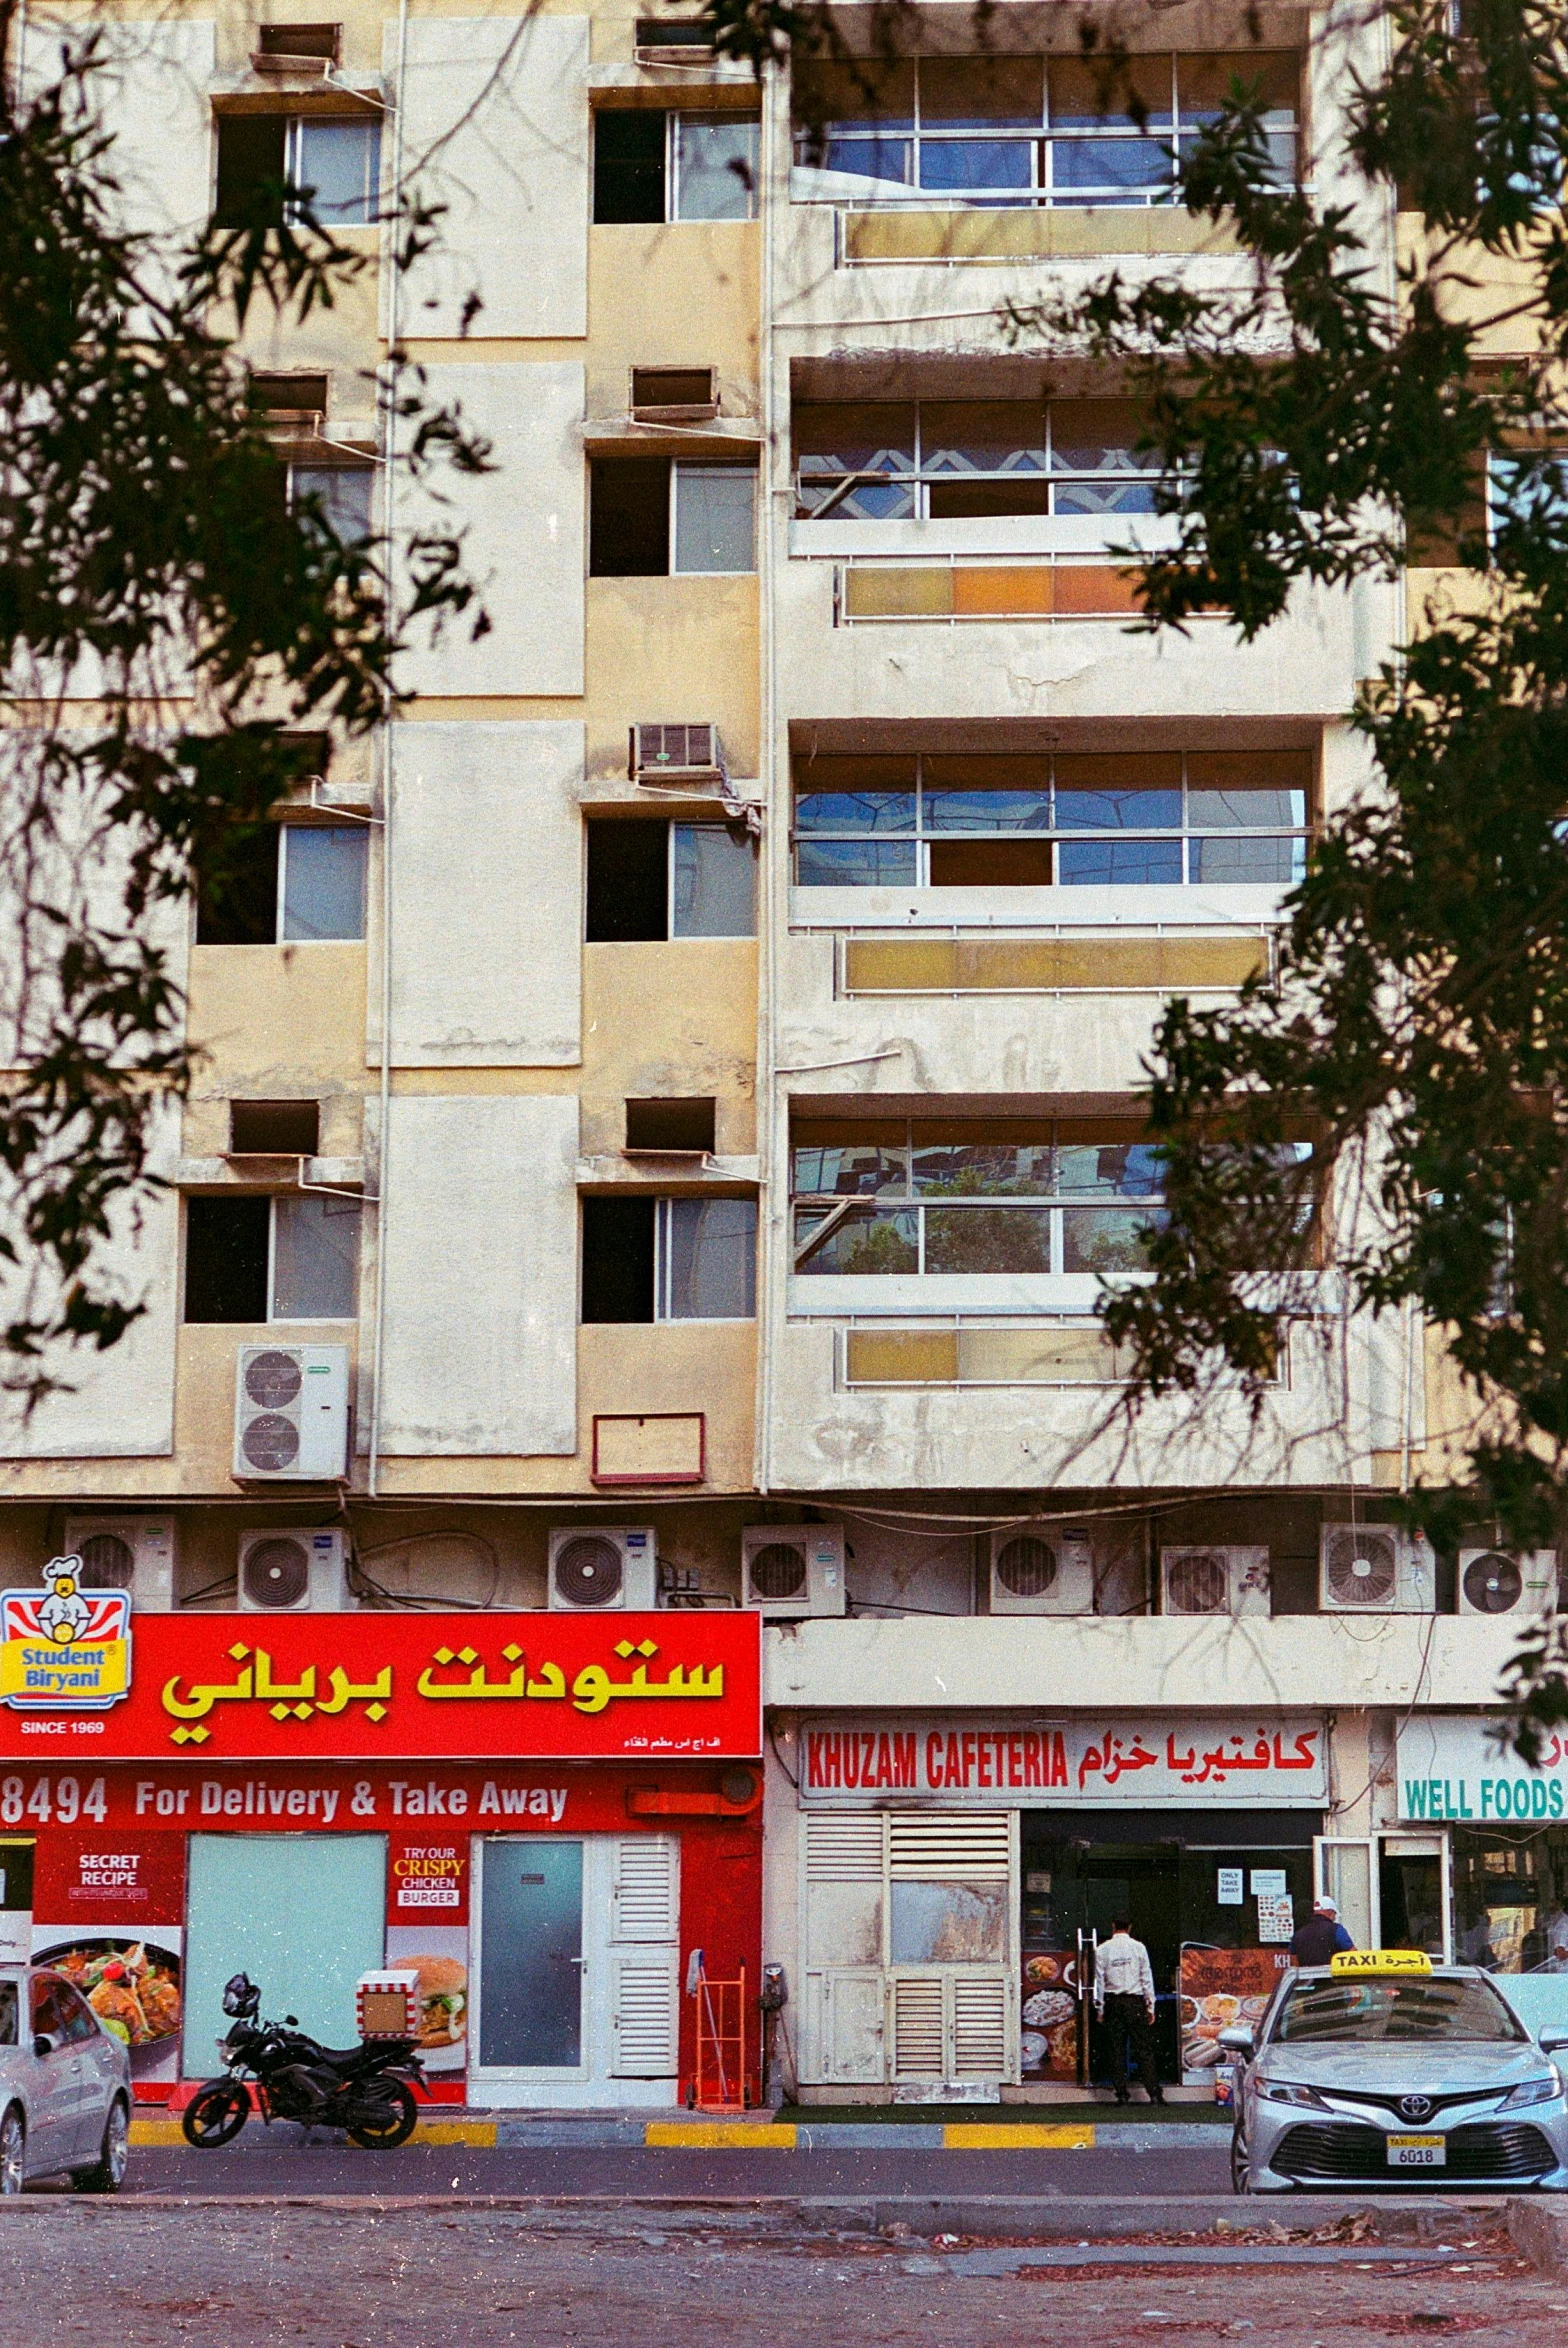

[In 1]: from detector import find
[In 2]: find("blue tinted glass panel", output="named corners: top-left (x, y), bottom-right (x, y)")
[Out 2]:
top-left (1051, 136), bottom-right (1173, 190)
top-left (1057, 1142), bottom-right (1166, 1198)
top-left (1055, 789), bottom-right (1181, 831)
top-left (281, 826), bottom-right (367, 940)
top-left (924, 788), bottom-right (1051, 832)
top-left (1188, 789), bottom-right (1307, 828)
top-left (919, 139), bottom-right (1034, 191)
top-left (796, 839), bottom-right (919, 887)
top-left (1052, 479), bottom-right (1161, 514)
top-left (1190, 836), bottom-right (1307, 884)
top-left (795, 792), bottom-right (916, 834)
top-left (822, 135), bottom-right (913, 186)
top-left (478, 1840), bottom-right (582, 2070)
top-left (295, 120), bottom-right (380, 223)
top-left (793, 1141), bottom-right (909, 1198)
top-left (1058, 838), bottom-right (1183, 886)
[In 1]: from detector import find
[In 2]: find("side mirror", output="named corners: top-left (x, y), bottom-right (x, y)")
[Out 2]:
top-left (284, 2015), bottom-right (298, 2027)
top-left (32, 2032), bottom-right (54, 2060)
top-left (1218, 2024), bottom-right (1255, 2056)
top-left (1538, 2027), bottom-right (1568, 2055)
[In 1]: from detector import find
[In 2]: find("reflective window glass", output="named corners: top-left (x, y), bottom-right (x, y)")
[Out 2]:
top-left (911, 1129), bottom-right (1053, 1194)
top-left (672, 824), bottom-right (756, 936)
top-left (815, 135), bottom-right (914, 187)
top-left (1049, 401), bottom-right (1159, 473)
top-left (919, 139), bottom-right (1034, 192)
top-left (673, 116), bottom-right (759, 220)
top-left (293, 119), bottom-right (380, 224)
top-left (1190, 836), bottom-right (1306, 884)
top-left (0, 1982), bottom-right (14, 2047)
top-left (272, 1196), bottom-right (361, 1321)
top-left (291, 465), bottom-right (374, 546)
top-left (1048, 56), bottom-right (1174, 130)
top-left (796, 405), bottom-right (918, 478)
top-left (793, 59), bottom-right (916, 138)
top-left (673, 465), bottom-right (755, 572)
top-left (922, 754), bottom-right (1050, 832)
top-left (1058, 838), bottom-right (1184, 885)
top-left (924, 1205), bottom-right (1052, 1272)
top-left (794, 1205), bottom-right (919, 1274)
top-left (1187, 789), bottom-right (1309, 828)
top-left (1056, 1137), bottom-right (1166, 1196)
top-left (280, 825), bottom-right (366, 941)
top-left (1052, 136), bottom-right (1174, 193)
top-left (1062, 1205), bottom-right (1167, 1272)
top-left (795, 839), bottom-right (918, 886)
top-left (792, 1130), bottom-right (909, 1197)
top-left (663, 1198), bottom-right (756, 1318)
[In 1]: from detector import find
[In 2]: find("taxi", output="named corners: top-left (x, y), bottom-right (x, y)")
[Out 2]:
top-left (1223, 1949), bottom-right (1568, 2192)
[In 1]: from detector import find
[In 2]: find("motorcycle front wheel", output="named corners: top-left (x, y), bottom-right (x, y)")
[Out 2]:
top-left (181, 2081), bottom-right (250, 2149)
top-left (347, 2082), bottom-right (419, 2151)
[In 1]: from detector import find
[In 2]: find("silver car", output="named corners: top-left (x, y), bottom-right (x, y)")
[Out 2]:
top-left (0, 1966), bottom-right (131, 2193)
top-left (1226, 1963), bottom-right (1568, 2193)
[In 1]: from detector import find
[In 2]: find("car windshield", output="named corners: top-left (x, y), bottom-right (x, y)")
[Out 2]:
top-left (1271, 1975), bottom-right (1527, 2045)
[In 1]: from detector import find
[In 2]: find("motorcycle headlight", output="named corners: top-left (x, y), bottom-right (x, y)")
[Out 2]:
top-left (1258, 2080), bottom-right (1331, 2110)
top-left (1501, 2075), bottom-right (1561, 2109)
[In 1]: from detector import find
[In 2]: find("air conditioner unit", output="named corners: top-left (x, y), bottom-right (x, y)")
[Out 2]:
top-left (548, 1527), bottom-right (658, 1612)
top-left (237, 1528), bottom-right (350, 1613)
top-left (630, 723), bottom-right (727, 787)
top-left (989, 1524), bottom-right (1097, 1617)
top-left (1161, 1545), bottom-right (1271, 1620)
top-left (1319, 1524), bottom-right (1436, 1614)
top-left (233, 1344), bottom-right (350, 1482)
top-left (742, 1526), bottom-right (846, 1618)
top-left (61, 1516), bottom-right (176, 1612)
top-left (1458, 1548), bottom-right (1559, 1619)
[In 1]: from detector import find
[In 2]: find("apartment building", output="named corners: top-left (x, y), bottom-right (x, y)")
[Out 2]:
top-left (0, 0), bottom-right (1562, 2114)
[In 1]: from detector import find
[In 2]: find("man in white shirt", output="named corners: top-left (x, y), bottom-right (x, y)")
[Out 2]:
top-left (1094, 1916), bottom-right (1163, 2105)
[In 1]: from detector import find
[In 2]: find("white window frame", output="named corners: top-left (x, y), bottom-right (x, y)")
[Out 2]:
top-left (284, 114), bottom-right (382, 226)
top-left (653, 1196), bottom-right (757, 1322)
top-left (667, 111), bottom-right (760, 222)
top-left (670, 462), bottom-right (758, 575)
top-left (669, 821), bottom-right (757, 939)
top-left (266, 1193), bottom-right (362, 1325)
top-left (275, 822), bottom-right (369, 944)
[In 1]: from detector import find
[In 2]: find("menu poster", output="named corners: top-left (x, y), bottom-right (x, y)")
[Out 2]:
top-left (1256, 1893), bottom-right (1296, 1945)
top-left (1179, 1945), bottom-right (1292, 2086)
top-left (1021, 1950), bottom-right (1081, 2080)
top-left (31, 1833), bottom-right (187, 2088)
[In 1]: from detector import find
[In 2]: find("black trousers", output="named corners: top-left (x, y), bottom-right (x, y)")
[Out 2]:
top-left (1101, 1992), bottom-right (1161, 2100)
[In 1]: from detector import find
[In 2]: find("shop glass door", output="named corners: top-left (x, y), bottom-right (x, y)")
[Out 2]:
top-left (1314, 1836), bottom-right (1378, 1950)
top-left (475, 1838), bottom-right (585, 2074)
top-left (182, 1834), bottom-right (387, 2073)
top-left (1379, 1834), bottom-right (1450, 1958)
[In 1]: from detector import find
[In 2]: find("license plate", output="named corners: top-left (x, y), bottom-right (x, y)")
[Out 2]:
top-left (1386, 2133), bottom-right (1446, 2167)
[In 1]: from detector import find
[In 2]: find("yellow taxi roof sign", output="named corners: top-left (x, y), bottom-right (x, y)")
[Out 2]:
top-left (1330, 1949), bottom-right (1432, 1977)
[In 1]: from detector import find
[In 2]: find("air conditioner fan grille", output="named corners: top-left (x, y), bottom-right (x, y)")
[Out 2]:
top-left (749, 1541), bottom-right (807, 1600)
top-left (242, 1537), bottom-right (311, 1609)
top-left (1326, 1530), bottom-right (1399, 1604)
top-left (1165, 1550), bottom-right (1230, 1615)
top-left (1462, 1551), bottom-right (1524, 1614)
top-left (75, 1533), bottom-right (136, 1591)
top-left (995, 1537), bottom-right (1058, 1599)
top-left (554, 1535), bottom-right (624, 1608)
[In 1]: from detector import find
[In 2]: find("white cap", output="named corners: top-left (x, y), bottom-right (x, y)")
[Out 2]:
top-left (1315, 1896), bottom-right (1339, 1915)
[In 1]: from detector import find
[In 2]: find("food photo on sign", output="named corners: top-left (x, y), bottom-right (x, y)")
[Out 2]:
top-left (30, 1832), bottom-right (188, 2084)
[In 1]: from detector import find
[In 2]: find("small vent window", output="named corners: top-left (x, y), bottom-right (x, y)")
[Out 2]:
top-left (805, 1814), bottom-right (885, 1880)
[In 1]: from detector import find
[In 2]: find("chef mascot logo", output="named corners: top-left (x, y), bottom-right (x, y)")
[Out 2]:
top-left (0, 1555), bottom-right (134, 1712)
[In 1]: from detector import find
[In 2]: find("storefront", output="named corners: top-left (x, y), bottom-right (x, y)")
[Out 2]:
top-left (0, 1580), bottom-right (762, 2107)
top-left (1394, 1715), bottom-right (1568, 2038)
top-left (789, 1713), bottom-right (1329, 2098)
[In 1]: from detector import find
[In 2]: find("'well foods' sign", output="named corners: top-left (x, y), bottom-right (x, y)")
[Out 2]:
top-left (1397, 1716), bottom-right (1568, 1822)
top-left (0, 1609), bottom-right (760, 1762)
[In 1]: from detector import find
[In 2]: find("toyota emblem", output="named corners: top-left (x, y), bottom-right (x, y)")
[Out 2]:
top-left (1398, 2094), bottom-right (1435, 2122)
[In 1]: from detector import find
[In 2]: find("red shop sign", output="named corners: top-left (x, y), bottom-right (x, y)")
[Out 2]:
top-left (0, 1611), bottom-right (761, 1763)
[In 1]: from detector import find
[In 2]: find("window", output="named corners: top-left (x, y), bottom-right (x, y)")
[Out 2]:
top-left (586, 820), bottom-right (756, 941)
top-left (184, 1195), bottom-right (361, 1322)
top-left (215, 113), bottom-right (381, 226)
top-left (590, 460), bottom-right (756, 576)
top-left (289, 463), bottom-right (375, 546)
top-left (582, 1197), bottom-right (756, 1321)
top-left (229, 1100), bottom-right (321, 1156)
top-left (792, 1115), bottom-right (1311, 1279)
top-left (625, 1098), bottom-right (716, 1153)
top-left (1488, 447), bottom-right (1568, 541)
top-left (792, 749), bottom-right (1310, 888)
top-left (594, 110), bottom-right (759, 223)
top-left (196, 824), bottom-right (367, 944)
top-left (791, 53), bottom-right (1298, 207)
top-left (794, 397), bottom-right (1165, 523)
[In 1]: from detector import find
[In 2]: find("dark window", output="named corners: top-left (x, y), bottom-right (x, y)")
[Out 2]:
top-left (586, 819), bottom-right (668, 942)
top-left (251, 372), bottom-right (330, 415)
top-left (57, 1983), bottom-right (100, 2045)
top-left (196, 826), bottom-right (279, 945)
top-left (229, 1100), bottom-right (321, 1156)
top-left (626, 1097), bottom-right (716, 1153)
top-left (632, 367), bottom-right (715, 412)
top-left (582, 1197), bottom-right (656, 1323)
top-left (635, 17), bottom-right (712, 49)
top-left (594, 109), bottom-right (666, 223)
top-left (31, 1977), bottom-right (68, 2042)
top-left (255, 22), bottom-right (341, 61)
top-left (185, 1196), bottom-right (271, 1323)
top-left (930, 838), bottom-right (1055, 887)
top-left (215, 114), bottom-right (288, 228)
top-left (590, 458), bottom-right (670, 576)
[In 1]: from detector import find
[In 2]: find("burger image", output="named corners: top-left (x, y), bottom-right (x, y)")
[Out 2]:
top-left (404, 1954), bottom-right (467, 2047)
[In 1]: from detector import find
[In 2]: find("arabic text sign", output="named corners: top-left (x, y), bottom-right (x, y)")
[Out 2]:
top-left (799, 1717), bottom-right (1328, 1805)
top-left (1396, 1714), bottom-right (1568, 1823)
top-left (0, 1611), bottom-right (761, 1761)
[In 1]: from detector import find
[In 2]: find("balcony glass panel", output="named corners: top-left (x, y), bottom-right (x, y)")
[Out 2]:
top-left (794, 1205), bottom-right (919, 1274)
top-left (1061, 1205), bottom-right (1168, 1272)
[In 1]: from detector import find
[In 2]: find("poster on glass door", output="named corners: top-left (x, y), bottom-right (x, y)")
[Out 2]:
top-left (31, 1832), bottom-right (186, 2086)
top-left (385, 1830), bottom-right (469, 2074)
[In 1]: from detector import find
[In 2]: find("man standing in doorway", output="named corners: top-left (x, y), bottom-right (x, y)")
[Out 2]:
top-left (1289, 1897), bottom-right (1355, 1966)
top-left (1095, 1915), bottom-right (1163, 2105)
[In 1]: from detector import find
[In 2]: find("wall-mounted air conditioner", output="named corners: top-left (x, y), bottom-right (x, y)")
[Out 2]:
top-left (630, 724), bottom-right (727, 787)
top-left (1319, 1524), bottom-right (1435, 1614)
top-left (233, 1345), bottom-right (351, 1481)
top-left (989, 1524), bottom-right (1097, 1617)
top-left (742, 1526), bottom-right (846, 1618)
top-left (1457, 1548), bottom-right (1558, 1618)
top-left (237, 1528), bottom-right (350, 1613)
top-left (1160, 1545), bottom-right (1271, 1620)
top-left (61, 1516), bottom-right (176, 1612)
top-left (548, 1527), bottom-right (658, 1611)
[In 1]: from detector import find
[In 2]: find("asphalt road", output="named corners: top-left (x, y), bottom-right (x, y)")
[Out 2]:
top-left (106, 2138), bottom-right (1233, 2198)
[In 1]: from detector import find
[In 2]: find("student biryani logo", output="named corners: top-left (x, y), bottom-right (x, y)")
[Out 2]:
top-left (0, 1557), bottom-right (133, 1712)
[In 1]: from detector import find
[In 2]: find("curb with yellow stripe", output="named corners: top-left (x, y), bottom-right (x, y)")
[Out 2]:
top-left (131, 2115), bottom-right (1097, 2150)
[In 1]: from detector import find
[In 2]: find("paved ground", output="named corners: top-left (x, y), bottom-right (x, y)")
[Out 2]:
top-left (110, 2138), bottom-right (1235, 2197)
top-left (1, 2196), bottom-right (1562, 2348)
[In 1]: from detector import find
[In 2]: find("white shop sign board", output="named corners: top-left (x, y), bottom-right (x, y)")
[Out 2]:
top-left (799, 1717), bottom-right (1329, 1806)
top-left (1397, 1716), bottom-right (1568, 1824)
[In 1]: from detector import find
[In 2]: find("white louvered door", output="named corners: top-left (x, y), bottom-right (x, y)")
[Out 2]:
top-left (608, 1835), bottom-right (680, 2077)
top-left (886, 1811), bottom-right (1018, 2087)
top-left (801, 1814), bottom-right (886, 2084)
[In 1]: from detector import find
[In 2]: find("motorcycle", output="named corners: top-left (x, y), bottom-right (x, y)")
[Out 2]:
top-left (181, 1973), bottom-right (424, 2151)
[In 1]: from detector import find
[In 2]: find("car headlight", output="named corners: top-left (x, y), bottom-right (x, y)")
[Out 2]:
top-left (1501, 2075), bottom-right (1561, 2109)
top-left (1258, 2080), bottom-right (1331, 2110)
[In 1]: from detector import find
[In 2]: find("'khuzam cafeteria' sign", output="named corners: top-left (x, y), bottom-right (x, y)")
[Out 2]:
top-left (0, 1560), bottom-right (761, 1761)
top-left (802, 1715), bottom-right (1329, 1804)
